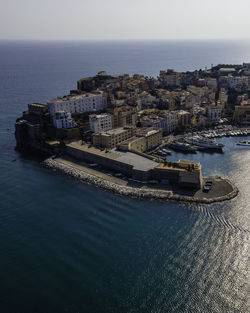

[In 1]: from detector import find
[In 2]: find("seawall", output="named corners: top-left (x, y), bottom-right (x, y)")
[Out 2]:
top-left (42, 158), bottom-right (239, 204)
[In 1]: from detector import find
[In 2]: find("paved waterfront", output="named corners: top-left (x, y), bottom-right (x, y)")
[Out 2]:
top-left (44, 156), bottom-right (238, 204)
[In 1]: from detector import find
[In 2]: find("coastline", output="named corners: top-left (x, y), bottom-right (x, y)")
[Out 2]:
top-left (42, 157), bottom-right (239, 204)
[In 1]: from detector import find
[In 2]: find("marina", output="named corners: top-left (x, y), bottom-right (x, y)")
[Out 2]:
top-left (154, 125), bottom-right (250, 155)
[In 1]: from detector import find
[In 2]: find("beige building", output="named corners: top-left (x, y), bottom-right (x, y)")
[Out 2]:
top-left (119, 136), bottom-right (147, 153)
top-left (92, 126), bottom-right (135, 149)
top-left (119, 128), bottom-right (162, 152)
top-left (234, 104), bottom-right (250, 124)
top-left (110, 105), bottom-right (137, 128)
top-left (144, 129), bottom-right (162, 150)
top-left (177, 110), bottom-right (191, 127)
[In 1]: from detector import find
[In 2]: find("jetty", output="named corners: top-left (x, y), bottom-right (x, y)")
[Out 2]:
top-left (43, 155), bottom-right (238, 204)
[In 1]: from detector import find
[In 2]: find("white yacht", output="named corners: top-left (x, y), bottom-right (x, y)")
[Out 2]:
top-left (186, 138), bottom-right (224, 150)
top-left (236, 140), bottom-right (250, 146)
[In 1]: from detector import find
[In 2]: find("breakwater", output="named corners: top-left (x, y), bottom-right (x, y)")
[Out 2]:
top-left (43, 158), bottom-right (239, 204)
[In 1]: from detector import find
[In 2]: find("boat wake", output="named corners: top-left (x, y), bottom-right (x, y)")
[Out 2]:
top-left (192, 206), bottom-right (249, 233)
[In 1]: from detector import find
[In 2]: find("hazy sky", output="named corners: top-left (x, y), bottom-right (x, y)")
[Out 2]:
top-left (1, 0), bottom-right (250, 40)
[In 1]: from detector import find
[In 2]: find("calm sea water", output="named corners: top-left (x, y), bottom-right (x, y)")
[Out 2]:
top-left (0, 40), bottom-right (249, 313)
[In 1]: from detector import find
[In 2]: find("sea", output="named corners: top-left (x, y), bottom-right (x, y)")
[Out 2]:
top-left (0, 40), bottom-right (249, 313)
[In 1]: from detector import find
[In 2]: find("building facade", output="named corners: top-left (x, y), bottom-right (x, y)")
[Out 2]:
top-left (92, 126), bottom-right (135, 149)
top-left (234, 105), bottom-right (250, 124)
top-left (48, 92), bottom-right (105, 116)
top-left (53, 111), bottom-right (76, 129)
top-left (177, 110), bottom-right (191, 127)
top-left (111, 105), bottom-right (137, 128)
top-left (89, 113), bottom-right (113, 133)
top-left (28, 103), bottom-right (48, 115)
top-left (206, 106), bottom-right (222, 123)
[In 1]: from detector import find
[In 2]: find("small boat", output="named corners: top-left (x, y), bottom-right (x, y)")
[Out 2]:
top-left (162, 148), bottom-right (172, 155)
top-left (236, 140), bottom-right (250, 146)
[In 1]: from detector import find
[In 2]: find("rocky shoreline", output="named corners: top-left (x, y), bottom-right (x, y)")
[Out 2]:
top-left (42, 158), bottom-right (239, 204)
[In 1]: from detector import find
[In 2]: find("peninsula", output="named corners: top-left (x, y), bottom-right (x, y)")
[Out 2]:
top-left (15, 64), bottom-right (250, 203)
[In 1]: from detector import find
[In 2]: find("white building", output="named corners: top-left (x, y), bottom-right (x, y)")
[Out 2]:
top-left (53, 111), bottom-right (76, 129)
top-left (141, 111), bottom-right (178, 134)
top-left (165, 111), bottom-right (178, 133)
top-left (206, 106), bottom-right (222, 123)
top-left (89, 113), bottom-right (113, 133)
top-left (48, 92), bottom-right (105, 116)
top-left (227, 76), bottom-right (248, 92)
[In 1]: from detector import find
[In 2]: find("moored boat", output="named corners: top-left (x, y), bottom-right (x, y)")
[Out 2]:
top-left (186, 138), bottom-right (224, 150)
top-left (236, 140), bottom-right (250, 146)
top-left (169, 142), bottom-right (197, 153)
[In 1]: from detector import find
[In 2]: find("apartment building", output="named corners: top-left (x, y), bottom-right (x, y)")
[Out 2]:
top-left (89, 113), bottom-right (113, 133)
top-left (234, 103), bottom-right (250, 124)
top-left (92, 126), bottom-right (135, 149)
top-left (177, 110), bottom-right (191, 127)
top-left (206, 106), bottom-right (222, 123)
top-left (119, 128), bottom-right (162, 153)
top-left (48, 92), bottom-right (105, 116)
top-left (53, 111), bottom-right (76, 129)
top-left (111, 105), bottom-right (137, 128)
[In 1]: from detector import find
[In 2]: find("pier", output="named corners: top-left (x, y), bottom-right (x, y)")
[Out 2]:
top-left (43, 156), bottom-right (238, 204)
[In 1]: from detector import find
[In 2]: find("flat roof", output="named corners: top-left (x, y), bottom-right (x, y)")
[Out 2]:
top-left (48, 92), bottom-right (102, 103)
top-left (89, 113), bottom-right (111, 119)
top-left (29, 103), bottom-right (47, 107)
top-left (116, 151), bottom-right (158, 171)
top-left (219, 68), bottom-right (236, 72)
top-left (95, 127), bottom-right (134, 137)
top-left (67, 141), bottom-right (158, 171)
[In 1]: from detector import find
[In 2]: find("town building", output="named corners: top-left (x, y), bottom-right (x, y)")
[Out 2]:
top-left (220, 75), bottom-right (249, 92)
top-left (218, 88), bottom-right (228, 106)
top-left (159, 70), bottom-right (184, 88)
top-left (204, 78), bottom-right (217, 90)
top-left (28, 103), bottom-right (48, 115)
top-left (48, 92), bottom-right (105, 116)
top-left (89, 113), bottom-right (113, 133)
top-left (140, 110), bottom-right (178, 134)
top-left (119, 136), bottom-right (147, 153)
top-left (53, 111), bottom-right (76, 129)
top-left (92, 126), bottom-right (135, 149)
top-left (110, 105), bottom-right (137, 128)
top-left (119, 128), bottom-right (162, 153)
top-left (206, 106), bottom-right (222, 123)
top-left (177, 110), bottom-right (191, 127)
top-left (234, 104), bottom-right (250, 124)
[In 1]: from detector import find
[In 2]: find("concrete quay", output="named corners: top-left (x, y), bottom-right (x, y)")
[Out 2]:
top-left (42, 157), bottom-right (238, 204)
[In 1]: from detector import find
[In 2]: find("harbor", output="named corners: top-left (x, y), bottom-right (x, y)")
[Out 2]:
top-left (151, 125), bottom-right (250, 158)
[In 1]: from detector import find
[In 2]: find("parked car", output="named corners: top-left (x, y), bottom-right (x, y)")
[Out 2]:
top-left (203, 185), bottom-right (211, 192)
top-left (205, 180), bottom-right (213, 186)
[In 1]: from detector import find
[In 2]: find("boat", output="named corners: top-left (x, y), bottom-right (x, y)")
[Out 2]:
top-left (186, 138), bottom-right (224, 150)
top-left (169, 142), bottom-right (196, 153)
top-left (236, 140), bottom-right (250, 146)
top-left (162, 148), bottom-right (172, 155)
